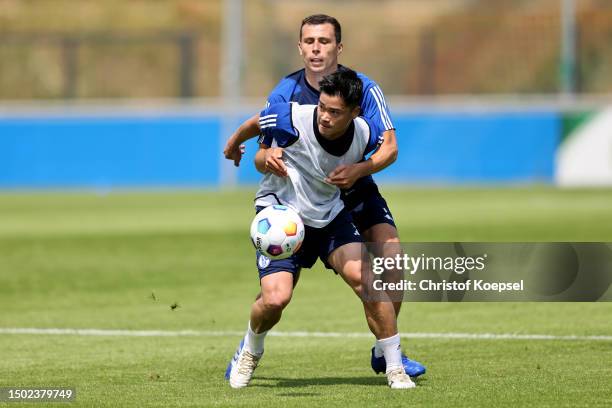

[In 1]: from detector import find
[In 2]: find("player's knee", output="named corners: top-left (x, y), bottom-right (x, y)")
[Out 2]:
top-left (384, 236), bottom-right (400, 244)
top-left (259, 271), bottom-right (294, 311)
top-left (261, 291), bottom-right (292, 311)
top-left (344, 269), bottom-right (364, 296)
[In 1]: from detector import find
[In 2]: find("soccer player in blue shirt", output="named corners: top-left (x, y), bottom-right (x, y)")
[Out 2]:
top-left (223, 14), bottom-right (425, 378)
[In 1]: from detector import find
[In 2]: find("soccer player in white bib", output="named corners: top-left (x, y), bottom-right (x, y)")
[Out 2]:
top-left (225, 68), bottom-right (415, 390)
top-left (224, 14), bottom-right (425, 379)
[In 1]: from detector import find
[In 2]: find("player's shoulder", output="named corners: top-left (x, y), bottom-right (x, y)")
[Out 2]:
top-left (353, 69), bottom-right (391, 113)
top-left (262, 100), bottom-right (289, 114)
top-left (260, 102), bottom-right (293, 129)
top-left (355, 70), bottom-right (382, 93)
top-left (284, 68), bottom-right (306, 81)
top-left (283, 103), bottom-right (314, 130)
top-left (354, 115), bottom-right (373, 135)
top-left (259, 102), bottom-right (299, 146)
top-left (354, 69), bottom-right (393, 131)
top-left (264, 101), bottom-right (313, 114)
top-left (291, 102), bottom-right (316, 115)
top-left (269, 69), bottom-right (305, 98)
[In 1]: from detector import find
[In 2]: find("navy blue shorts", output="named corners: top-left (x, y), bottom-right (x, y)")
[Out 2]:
top-left (256, 207), bottom-right (363, 281)
top-left (342, 179), bottom-right (397, 233)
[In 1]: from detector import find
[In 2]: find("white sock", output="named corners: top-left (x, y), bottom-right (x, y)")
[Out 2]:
top-left (376, 334), bottom-right (403, 373)
top-left (244, 321), bottom-right (267, 356)
top-left (374, 342), bottom-right (384, 358)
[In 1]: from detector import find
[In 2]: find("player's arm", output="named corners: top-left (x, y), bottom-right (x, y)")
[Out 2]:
top-left (358, 82), bottom-right (399, 172)
top-left (223, 91), bottom-right (288, 167)
top-left (223, 114), bottom-right (260, 167)
top-left (255, 144), bottom-right (288, 177)
top-left (355, 127), bottom-right (398, 173)
top-left (325, 129), bottom-right (396, 189)
top-left (253, 102), bottom-right (295, 177)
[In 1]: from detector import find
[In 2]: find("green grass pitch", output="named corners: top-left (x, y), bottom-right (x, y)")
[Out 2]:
top-left (1, 187), bottom-right (611, 407)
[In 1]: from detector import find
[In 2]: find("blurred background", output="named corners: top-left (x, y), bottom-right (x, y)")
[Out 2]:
top-left (1, 0), bottom-right (611, 188)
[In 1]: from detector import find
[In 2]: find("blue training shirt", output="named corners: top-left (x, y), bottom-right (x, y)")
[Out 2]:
top-left (261, 66), bottom-right (394, 201)
top-left (265, 66), bottom-right (394, 135)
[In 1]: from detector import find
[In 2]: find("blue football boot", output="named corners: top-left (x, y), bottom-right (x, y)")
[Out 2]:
top-left (371, 347), bottom-right (426, 377)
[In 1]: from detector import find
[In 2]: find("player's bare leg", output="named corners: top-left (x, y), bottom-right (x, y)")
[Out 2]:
top-left (360, 223), bottom-right (425, 378)
top-left (226, 272), bottom-right (294, 388)
top-left (362, 223), bottom-right (402, 316)
top-left (250, 272), bottom-right (294, 333)
top-left (328, 242), bottom-right (415, 389)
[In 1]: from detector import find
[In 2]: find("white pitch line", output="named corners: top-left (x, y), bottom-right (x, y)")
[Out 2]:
top-left (1, 328), bottom-right (611, 341)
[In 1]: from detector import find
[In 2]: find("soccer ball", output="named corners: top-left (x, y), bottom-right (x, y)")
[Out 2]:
top-left (250, 205), bottom-right (305, 260)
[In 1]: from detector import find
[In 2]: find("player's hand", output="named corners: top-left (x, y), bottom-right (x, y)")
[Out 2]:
top-left (223, 139), bottom-right (246, 167)
top-left (325, 164), bottom-right (363, 189)
top-left (264, 147), bottom-right (288, 177)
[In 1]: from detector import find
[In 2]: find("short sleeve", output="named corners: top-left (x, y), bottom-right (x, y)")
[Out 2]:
top-left (361, 83), bottom-right (395, 132)
top-left (257, 103), bottom-right (298, 148)
top-left (363, 118), bottom-right (385, 156)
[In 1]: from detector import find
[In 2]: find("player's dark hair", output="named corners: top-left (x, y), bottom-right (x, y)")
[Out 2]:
top-left (300, 14), bottom-right (342, 44)
top-left (319, 67), bottom-right (362, 109)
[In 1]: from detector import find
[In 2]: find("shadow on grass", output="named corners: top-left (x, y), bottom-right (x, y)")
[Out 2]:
top-left (253, 375), bottom-right (428, 388)
top-left (275, 392), bottom-right (321, 397)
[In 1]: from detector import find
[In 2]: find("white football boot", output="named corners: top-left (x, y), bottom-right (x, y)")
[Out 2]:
top-left (387, 367), bottom-right (416, 389)
top-left (226, 340), bottom-right (262, 389)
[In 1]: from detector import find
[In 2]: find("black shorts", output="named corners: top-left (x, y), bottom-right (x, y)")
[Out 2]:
top-left (342, 178), bottom-right (397, 233)
top-left (255, 207), bottom-right (363, 280)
